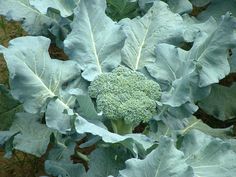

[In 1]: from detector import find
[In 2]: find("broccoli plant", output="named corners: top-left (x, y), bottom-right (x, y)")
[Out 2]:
top-left (88, 66), bottom-right (161, 135)
top-left (2, 0), bottom-right (236, 177)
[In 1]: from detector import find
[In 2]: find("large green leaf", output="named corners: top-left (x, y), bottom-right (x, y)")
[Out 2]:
top-left (75, 115), bottom-right (155, 156)
top-left (180, 130), bottom-right (236, 177)
top-left (147, 13), bottom-right (236, 105)
top-left (9, 113), bottom-right (53, 157)
top-left (146, 13), bottom-right (236, 129)
top-left (1, 36), bottom-right (83, 133)
top-left (29, 0), bottom-right (79, 17)
top-left (199, 83), bottom-right (236, 121)
top-left (119, 130), bottom-right (236, 177)
top-left (147, 43), bottom-right (210, 107)
top-left (120, 1), bottom-right (185, 71)
top-left (0, 85), bottom-right (23, 130)
top-left (146, 44), bottom-right (204, 129)
top-left (86, 147), bottom-right (132, 177)
top-left (118, 137), bottom-right (193, 177)
top-left (64, 0), bottom-right (126, 81)
top-left (191, 13), bottom-right (236, 87)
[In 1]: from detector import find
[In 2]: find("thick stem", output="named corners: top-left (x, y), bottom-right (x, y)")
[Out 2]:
top-left (111, 119), bottom-right (133, 135)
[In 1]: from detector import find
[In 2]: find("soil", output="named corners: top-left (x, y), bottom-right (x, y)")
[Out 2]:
top-left (0, 150), bottom-right (46, 177)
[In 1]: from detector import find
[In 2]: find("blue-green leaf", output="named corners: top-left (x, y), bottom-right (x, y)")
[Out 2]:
top-left (9, 113), bottom-right (53, 157)
top-left (155, 103), bottom-right (198, 129)
top-left (191, 13), bottom-right (236, 87)
top-left (180, 130), bottom-right (236, 177)
top-left (1, 36), bottom-right (84, 133)
top-left (64, 0), bottom-right (126, 81)
top-left (45, 136), bottom-right (86, 177)
top-left (75, 115), bottom-right (155, 155)
top-left (86, 147), bottom-right (132, 177)
top-left (199, 83), bottom-right (236, 121)
top-left (45, 161), bottom-right (86, 177)
top-left (179, 117), bottom-right (233, 139)
top-left (118, 137), bottom-right (193, 177)
top-left (120, 1), bottom-right (185, 70)
top-left (197, 0), bottom-right (236, 22)
top-left (29, 0), bottom-right (79, 17)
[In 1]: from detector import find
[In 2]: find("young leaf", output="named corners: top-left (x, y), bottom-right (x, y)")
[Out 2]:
top-left (106, 0), bottom-right (140, 21)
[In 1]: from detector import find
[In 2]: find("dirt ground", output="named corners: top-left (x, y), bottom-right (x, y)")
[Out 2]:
top-left (0, 16), bottom-right (27, 86)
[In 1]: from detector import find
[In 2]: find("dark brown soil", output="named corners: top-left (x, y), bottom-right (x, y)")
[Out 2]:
top-left (0, 149), bottom-right (46, 177)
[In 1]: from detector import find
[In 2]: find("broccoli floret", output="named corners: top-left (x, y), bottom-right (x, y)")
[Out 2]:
top-left (88, 66), bottom-right (161, 135)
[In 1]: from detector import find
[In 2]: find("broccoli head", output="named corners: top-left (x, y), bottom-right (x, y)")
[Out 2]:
top-left (88, 66), bottom-right (161, 135)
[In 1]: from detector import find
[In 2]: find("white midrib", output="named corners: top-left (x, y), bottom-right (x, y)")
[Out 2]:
top-left (17, 1), bottom-right (41, 15)
top-left (134, 21), bottom-right (151, 70)
top-left (35, 73), bottom-right (70, 109)
top-left (86, 10), bottom-right (102, 74)
top-left (154, 161), bottom-right (161, 177)
top-left (182, 120), bottom-right (201, 134)
top-left (29, 56), bottom-right (70, 109)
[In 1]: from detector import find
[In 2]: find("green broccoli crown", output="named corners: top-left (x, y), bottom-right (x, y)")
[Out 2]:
top-left (88, 66), bottom-right (161, 125)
